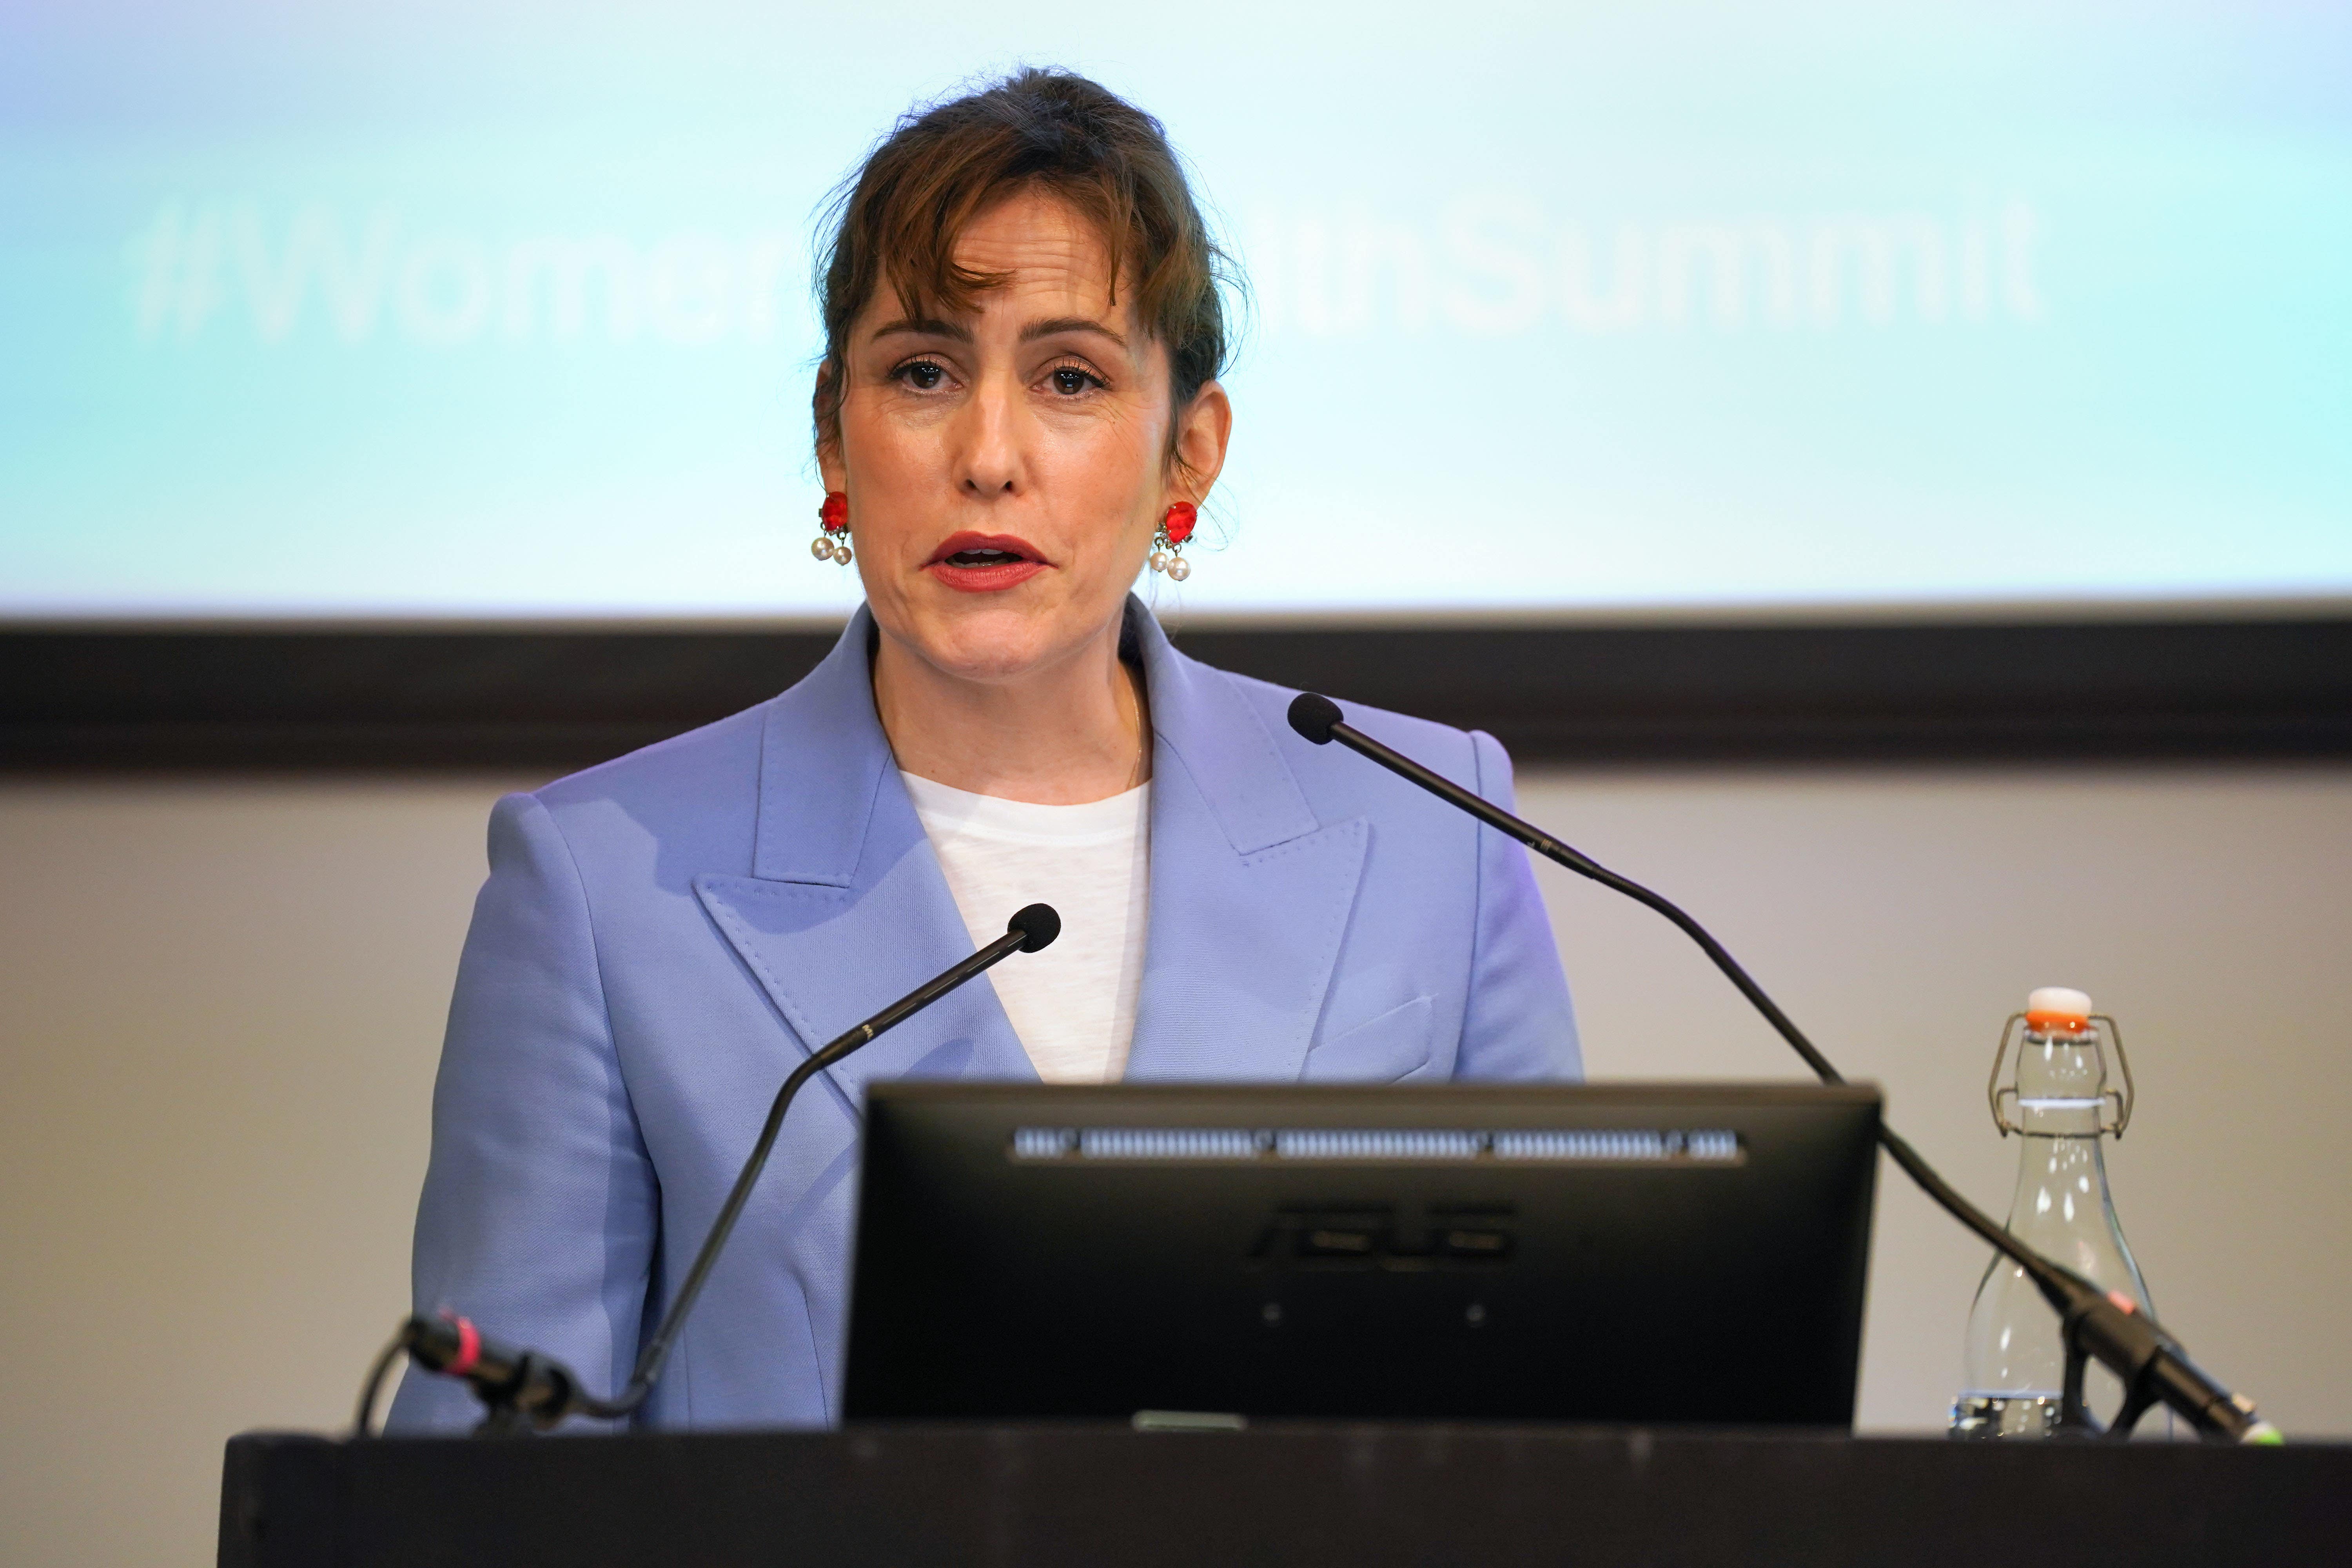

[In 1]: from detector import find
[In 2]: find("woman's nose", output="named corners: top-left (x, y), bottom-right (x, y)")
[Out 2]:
top-left (953, 373), bottom-right (1025, 498)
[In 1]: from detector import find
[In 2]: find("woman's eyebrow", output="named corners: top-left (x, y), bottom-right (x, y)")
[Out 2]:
top-left (1020, 316), bottom-right (1128, 348)
top-left (869, 316), bottom-right (970, 342)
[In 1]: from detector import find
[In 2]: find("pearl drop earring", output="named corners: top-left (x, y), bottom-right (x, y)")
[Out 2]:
top-left (1148, 502), bottom-right (1196, 582)
top-left (811, 491), bottom-right (852, 565)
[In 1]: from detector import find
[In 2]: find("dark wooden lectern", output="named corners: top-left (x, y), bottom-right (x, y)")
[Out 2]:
top-left (221, 1424), bottom-right (2348, 1567)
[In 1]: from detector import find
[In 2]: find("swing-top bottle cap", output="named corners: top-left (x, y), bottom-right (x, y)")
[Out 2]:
top-left (2025, 986), bottom-right (2094, 1034)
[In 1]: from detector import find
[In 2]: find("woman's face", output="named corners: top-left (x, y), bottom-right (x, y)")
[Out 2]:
top-left (820, 189), bottom-right (1229, 686)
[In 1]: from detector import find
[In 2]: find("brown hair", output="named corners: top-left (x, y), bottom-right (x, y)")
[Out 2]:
top-left (813, 68), bottom-right (1234, 468)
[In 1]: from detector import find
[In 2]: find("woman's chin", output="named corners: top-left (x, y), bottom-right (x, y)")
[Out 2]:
top-left (893, 592), bottom-right (1117, 686)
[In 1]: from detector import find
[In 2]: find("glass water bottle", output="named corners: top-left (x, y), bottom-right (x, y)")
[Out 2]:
top-left (1951, 987), bottom-right (2153, 1438)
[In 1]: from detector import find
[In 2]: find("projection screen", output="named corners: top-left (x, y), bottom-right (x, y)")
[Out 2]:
top-left (4, 1), bottom-right (2347, 622)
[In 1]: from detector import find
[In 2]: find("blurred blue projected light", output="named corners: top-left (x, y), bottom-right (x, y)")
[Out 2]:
top-left (2, 1), bottom-right (2347, 620)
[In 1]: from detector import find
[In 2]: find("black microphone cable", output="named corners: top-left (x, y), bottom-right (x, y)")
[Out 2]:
top-left (354, 902), bottom-right (1062, 1437)
top-left (1286, 691), bottom-right (2277, 1444)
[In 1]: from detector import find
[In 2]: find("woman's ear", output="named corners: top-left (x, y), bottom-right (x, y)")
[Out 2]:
top-left (1168, 379), bottom-right (1232, 503)
top-left (814, 359), bottom-right (847, 492)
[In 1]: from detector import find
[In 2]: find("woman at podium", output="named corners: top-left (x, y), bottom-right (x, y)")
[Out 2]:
top-left (389, 69), bottom-right (1579, 1432)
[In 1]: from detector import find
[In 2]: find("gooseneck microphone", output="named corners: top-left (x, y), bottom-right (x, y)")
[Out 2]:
top-left (356, 902), bottom-right (1062, 1436)
top-left (1287, 692), bottom-right (2275, 1443)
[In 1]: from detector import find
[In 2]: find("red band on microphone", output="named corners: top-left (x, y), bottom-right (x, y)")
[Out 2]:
top-left (442, 1312), bottom-right (482, 1376)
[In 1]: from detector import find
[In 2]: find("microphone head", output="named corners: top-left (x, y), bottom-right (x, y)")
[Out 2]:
top-left (1007, 903), bottom-right (1061, 953)
top-left (1287, 692), bottom-right (1344, 744)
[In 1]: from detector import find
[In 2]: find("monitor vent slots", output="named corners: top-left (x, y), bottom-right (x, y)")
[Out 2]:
top-left (1009, 1127), bottom-right (1743, 1165)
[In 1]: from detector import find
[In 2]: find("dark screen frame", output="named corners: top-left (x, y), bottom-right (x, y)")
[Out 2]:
top-left (4, 615), bottom-right (2348, 772)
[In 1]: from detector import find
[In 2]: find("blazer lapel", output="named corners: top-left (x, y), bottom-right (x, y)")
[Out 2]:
top-left (1122, 601), bottom-right (1369, 1081)
top-left (696, 611), bottom-right (1035, 1112)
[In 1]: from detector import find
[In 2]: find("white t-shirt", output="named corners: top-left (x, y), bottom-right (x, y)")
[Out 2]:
top-left (900, 771), bottom-right (1150, 1083)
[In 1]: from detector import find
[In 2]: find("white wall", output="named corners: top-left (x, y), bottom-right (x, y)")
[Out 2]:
top-left (3, 765), bottom-right (2347, 1567)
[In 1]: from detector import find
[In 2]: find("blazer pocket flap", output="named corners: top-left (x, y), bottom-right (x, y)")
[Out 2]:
top-left (1301, 994), bottom-right (1436, 1083)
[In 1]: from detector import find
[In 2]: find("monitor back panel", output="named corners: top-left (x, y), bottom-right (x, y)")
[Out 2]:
top-left (843, 1082), bottom-right (1879, 1426)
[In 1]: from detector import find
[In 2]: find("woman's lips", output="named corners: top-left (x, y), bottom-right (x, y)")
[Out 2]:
top-left (924, 532), bottom-right (1051, 593)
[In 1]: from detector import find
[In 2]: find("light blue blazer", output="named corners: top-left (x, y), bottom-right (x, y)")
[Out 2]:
top-left (388, 599), bottom-right (1579, 1432)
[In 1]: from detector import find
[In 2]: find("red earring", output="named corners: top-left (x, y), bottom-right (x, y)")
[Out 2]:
top-left (811, 491), bottom-right (851, 565)
top-left (1149, 502), bottom-right (1196, 582)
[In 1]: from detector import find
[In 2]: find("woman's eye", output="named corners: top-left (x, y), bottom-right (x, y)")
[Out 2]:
top-left (1049, 366), bottom-right (1101, 396)
top-left (895, 360), bottom-right (947, 391)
